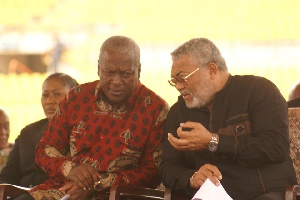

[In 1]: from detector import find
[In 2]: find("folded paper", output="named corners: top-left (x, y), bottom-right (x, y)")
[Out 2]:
top-left (192, 178), bottom-right (232, 200)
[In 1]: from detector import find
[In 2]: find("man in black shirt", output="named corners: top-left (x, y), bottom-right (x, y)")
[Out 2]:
top-left (159, 38), bottom-right (297, 200)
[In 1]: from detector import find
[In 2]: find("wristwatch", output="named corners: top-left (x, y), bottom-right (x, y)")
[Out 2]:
top-left (207, 133), bottom-right (219, 152)
top-left (94, 180), bottom-right (103, 191)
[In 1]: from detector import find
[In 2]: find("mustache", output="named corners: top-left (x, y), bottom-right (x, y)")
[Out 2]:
top-left (180, 89), bottom-right (192, 95)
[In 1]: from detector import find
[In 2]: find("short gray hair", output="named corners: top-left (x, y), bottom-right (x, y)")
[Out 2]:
top-left (171, 38), bottom-right (227, 71)
top-left (99, 36), bottom-right (140, 67)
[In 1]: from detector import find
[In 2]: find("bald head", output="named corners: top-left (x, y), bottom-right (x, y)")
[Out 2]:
top-left (289, 81), bottom-right (300, 101)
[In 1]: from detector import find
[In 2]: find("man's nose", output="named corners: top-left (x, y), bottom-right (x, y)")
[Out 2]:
top-left (175, 82), bottom-right (185, 90)
top-left (0, 126), bottom-right (7, 134)
top-left (111, 73), bottom-right (122, 84)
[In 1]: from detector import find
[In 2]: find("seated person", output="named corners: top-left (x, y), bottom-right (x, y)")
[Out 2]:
top-left (287, 81), bottom-right (300, 107)
top-left (159, 38), bottom-right (297, 200)
top-left (0, 108), bottom-right (14, 172)
top-left (0, 73), bottom-right (78, 189)
top-left (25, 36), bottom-right (169, 200)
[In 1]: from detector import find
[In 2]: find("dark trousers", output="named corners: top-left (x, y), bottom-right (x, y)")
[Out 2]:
top-left (13, 193), bottom-right (34, 200)
top-left (254, 191), bottom-right (284, 200)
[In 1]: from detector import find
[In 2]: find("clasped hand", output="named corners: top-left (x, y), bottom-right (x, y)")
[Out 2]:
top-left (168, 121), bottom-right (212, 151)
top-left (59, 163), bottom-right (102, 199)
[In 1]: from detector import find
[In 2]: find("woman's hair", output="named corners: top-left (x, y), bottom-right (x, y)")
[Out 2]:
top-left (44, 73), bottom-right (79, 89)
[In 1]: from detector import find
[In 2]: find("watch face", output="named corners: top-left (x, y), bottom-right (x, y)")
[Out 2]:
top-left (208, 142), bottom-right (218, 152)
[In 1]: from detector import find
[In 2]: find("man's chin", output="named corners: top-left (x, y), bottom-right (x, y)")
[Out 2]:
top-left (185, 99), bottom-right (205, 109)
top-left (185, 100), bottom-right (197, 108)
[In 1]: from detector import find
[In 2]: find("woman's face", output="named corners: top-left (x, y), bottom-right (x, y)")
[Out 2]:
top-left (41, 78), bottom-right (70, 120)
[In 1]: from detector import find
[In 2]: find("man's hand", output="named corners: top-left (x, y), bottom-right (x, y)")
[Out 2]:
top-left (189, 164), bottom-right (222, 189)
top-left (168, 121), bottom-right (212, 151)
top-left (68, 163), bottom-right (101, 190)
top-left (59, 181), bottom-right (93, 200)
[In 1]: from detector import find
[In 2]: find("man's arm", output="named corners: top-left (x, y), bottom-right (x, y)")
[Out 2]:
top-left (159, 106), bottom-right (196, 193)
top-left (112, 105), bottom-right (169, 188)
top-left (35, 96), bottom-right (72, 182)
top-left (0, 137), bottom-right (21, 185)
top-left (218, 79), bottom-right (290, 167)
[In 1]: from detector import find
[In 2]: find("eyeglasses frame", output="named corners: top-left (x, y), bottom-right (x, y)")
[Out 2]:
top-left (168, 67), bottom-right (200, 86)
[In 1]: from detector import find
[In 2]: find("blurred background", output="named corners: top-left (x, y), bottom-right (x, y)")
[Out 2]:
top-left (0, 0), bottom-right (299, 142)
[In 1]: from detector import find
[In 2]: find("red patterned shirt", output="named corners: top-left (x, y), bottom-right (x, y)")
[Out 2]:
top-left (30, 80), bottom-right (169, 199)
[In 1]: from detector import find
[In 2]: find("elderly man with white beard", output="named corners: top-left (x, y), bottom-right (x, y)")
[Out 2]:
top-left (159, 38), bottom-right (297, 200)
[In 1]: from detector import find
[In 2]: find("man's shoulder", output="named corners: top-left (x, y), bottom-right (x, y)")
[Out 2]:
top-left (288, 97), bottom-right (300, 108)
top-left (69, 80), bottom-right (98, 96)
top-left (232, 75), bottom-right (271, 83)
top-left (140, 84), bottom-right (168, 105)
top-left (21, 118), bottom-right (48, 132)
top-left (230, 75), bottom-right (277, 91)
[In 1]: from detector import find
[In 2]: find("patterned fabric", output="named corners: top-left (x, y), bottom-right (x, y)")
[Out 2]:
top-left (288, 108), bottom-right (300, 184)
top-left (29, 80), bottom-right (169, 199)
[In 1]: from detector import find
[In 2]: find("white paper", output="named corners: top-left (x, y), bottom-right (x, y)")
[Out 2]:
top-left (192, 178), bottom-right (232, 200)
top-left (60, 194), bottom-right (70, 200)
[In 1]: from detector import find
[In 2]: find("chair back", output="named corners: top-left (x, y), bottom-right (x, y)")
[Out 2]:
top-left (288, 108), bottom-right (300, 184)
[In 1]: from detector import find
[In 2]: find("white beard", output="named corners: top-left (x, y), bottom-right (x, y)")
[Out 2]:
top-left (185, 77), bottom-right (215, 108)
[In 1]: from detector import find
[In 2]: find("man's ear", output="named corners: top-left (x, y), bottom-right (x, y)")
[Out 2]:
top-left (97, 60), bottom-right (100, 76)
top-left (208, 62), bottom-right (218, 77)
top-left (138, 63), bottom-right (141, 79)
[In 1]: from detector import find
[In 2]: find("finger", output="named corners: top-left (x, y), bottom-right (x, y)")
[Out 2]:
top-left (67, 183), bottom-right (83, 196)
top-left (180, 121), bottom-right (198, 129)
top-left (75, 165), bottom-right (95, 190)
top-left (168, 133), bottom-right (189, 146)
top-left (59, 181), bottom-right (74, 192)
top-left (208, 176), bottom-right (221, 186)
top-left (82, 175), bottom-right (93, 190)
top-left (177, 127), bottom-right (192, 138)
top-left (204, 164), bottom-right (222, 180)
top-left (168, 136), bottom-right (184, 150)
top-left (86, 166), bottom-right (101, 184)
top-left (190, 173), bottom-right (205, 189)
top-left (194, 171), bottom-right (209, 183)
top-left (69, 190), bottom-right (91, 200)
top-left (71, 170), bottom-right (89, 191)
top-left (167, 133), bottom-right (179, 147)
top-left (75, 177), bottom-right (87, 190)
top-left (80, 172), bottom-right (94, 190)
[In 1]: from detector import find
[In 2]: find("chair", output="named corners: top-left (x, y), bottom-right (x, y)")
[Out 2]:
top-left (109, 185), bottom-right (171, 200)
top-left (0, 184), bottom-right (171, 200)
top-left (0, 184), bottom-right (29, 200)
top-left (286, 108), bottom-right (300, 200)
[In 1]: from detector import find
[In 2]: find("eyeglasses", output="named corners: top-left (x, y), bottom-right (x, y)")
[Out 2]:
top-left (168, 68), bottom-right (200, 86)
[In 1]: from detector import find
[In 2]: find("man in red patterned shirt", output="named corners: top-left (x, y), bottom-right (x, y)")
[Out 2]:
top-left (28, 36), bottom-right (169, 200)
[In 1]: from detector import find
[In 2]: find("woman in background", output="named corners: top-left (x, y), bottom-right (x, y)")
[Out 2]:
top-left (0, 73), bottom-right (78, 189)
